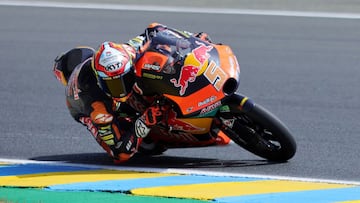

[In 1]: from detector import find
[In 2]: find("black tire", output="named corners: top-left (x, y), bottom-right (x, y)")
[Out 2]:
top-left (219, 100), bottom-right (296, 162)
top-left (137, 136), bottom-right (168, 155)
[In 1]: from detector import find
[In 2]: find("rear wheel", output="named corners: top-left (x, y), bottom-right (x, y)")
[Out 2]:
top-left (218, 96), bottom-right (296, 162)
top-left (138, 136), bottom-right (168, 155)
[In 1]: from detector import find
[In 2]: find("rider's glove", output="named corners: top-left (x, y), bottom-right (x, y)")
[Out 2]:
top-left (194, 32), bottom-right (212, 43)
top-left (142, 105), bottom-right (164, 126)
top-left (134, 104), bottom-right (166, 138)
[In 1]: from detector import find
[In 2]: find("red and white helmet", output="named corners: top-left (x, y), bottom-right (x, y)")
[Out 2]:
top-left (92, 41), bottom-right (136, 101)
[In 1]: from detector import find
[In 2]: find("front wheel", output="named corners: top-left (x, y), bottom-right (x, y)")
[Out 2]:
top-left (218, 94), bottom-right (296, 162)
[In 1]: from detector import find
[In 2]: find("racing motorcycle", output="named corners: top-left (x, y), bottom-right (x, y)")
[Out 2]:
top-left (132, 30), bottom-right (296, 162)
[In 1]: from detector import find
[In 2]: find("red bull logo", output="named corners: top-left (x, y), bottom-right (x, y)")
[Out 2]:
top-left (170, 65), bottom-right (199, 95)
top-left (170, 42), bottom-right (213, 95)
top-left (192, 42), bottom-right (213, 64)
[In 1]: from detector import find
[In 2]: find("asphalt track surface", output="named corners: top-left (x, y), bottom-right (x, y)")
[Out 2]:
top-left (0, 1), bottom-right (360, 201)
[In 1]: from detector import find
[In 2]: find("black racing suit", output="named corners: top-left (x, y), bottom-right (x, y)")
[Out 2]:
top-left (59, 47), bottom-right (140, 163)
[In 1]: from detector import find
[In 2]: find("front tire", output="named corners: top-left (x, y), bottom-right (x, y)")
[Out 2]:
top-left (219, 95), bottom-right (296, 162)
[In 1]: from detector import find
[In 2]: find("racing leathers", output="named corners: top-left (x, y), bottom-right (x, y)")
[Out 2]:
top-left (56, 47), bottom-right (140, 163)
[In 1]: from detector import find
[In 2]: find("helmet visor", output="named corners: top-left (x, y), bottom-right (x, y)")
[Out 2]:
top-left (99, 71), bottom-right (134, 99)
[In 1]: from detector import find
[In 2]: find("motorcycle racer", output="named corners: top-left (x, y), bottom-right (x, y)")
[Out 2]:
top-left (53, 44), bottom-right (141, 163)
top-left (52, 22), bottom-right (229, 163)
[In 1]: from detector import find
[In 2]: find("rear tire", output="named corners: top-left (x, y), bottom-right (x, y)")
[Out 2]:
top-left (138, 136), bottom-right (167, 155)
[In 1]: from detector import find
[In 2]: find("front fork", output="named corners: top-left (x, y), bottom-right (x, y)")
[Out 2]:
top-left (212, 94), bottom-right (256, 139)
top-left (214, 93), bottom-right (255, 119)
top-left (224, 93), bottom-right (255, 113)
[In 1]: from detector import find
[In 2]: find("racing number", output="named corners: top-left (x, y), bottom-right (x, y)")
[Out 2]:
top-left (204, 61), bottom-right (226, 91)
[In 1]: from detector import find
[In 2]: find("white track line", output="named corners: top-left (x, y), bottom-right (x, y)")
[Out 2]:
top-left (0, 0), bottom-right (360, 19)
top-left (1, 158), bottom-right (360, 186)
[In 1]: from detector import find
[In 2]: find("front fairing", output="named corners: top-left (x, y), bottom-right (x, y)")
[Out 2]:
top-left (134, 35), bottom-right (240, 117)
